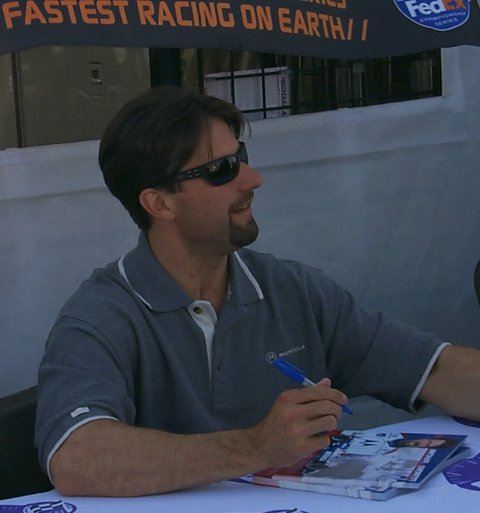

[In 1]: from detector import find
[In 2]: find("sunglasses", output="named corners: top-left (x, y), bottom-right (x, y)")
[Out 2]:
top-left (157, 142), bottom-right (248, 187)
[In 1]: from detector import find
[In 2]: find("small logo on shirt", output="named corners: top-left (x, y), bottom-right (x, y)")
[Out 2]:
top-left (70, 406), bottom-right (90, 418)
top-left (265, 345), bottom-right (306, 363)
top-left (266, 352), bottom-right (277, 363)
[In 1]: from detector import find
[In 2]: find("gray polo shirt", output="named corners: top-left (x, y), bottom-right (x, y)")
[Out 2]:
top-left (35, 233), bottom-right (446, 477)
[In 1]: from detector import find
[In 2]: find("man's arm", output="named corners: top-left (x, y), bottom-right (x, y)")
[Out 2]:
top-left (419, 344), bottom-right (480, 421)
top-left (50, 379), bottom-right (347, 497)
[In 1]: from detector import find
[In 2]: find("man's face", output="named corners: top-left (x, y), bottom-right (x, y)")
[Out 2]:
top-left (169, 119), bottom-right (263, 255)
top-left (409, 438), bottom-right (445, 448)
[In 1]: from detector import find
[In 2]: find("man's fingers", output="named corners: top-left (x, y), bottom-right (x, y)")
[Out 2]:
top-left (279, 383), bottom-right (348, 410)
top-left (302, 400), bottom-right (344, 422)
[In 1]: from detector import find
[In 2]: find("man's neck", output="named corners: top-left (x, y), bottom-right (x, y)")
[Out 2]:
top-left (146, 231), bottom-right (230, 313)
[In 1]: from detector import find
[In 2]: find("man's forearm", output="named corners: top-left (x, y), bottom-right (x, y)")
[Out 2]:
top-left (51, 419), bottom-right (263, 497)
top-left (50, 383), bottom-right (346, 497)
top-left (419, 344), bottom-right (480, 421)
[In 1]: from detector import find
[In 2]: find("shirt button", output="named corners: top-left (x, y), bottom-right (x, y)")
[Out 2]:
top-left (193, 306), bottom-right (203, 314)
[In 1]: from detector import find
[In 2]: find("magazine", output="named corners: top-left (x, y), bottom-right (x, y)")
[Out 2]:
top-left (251, 472), bottom-right (402, 501)
top-left (250, 430), bottom-right (469, 501)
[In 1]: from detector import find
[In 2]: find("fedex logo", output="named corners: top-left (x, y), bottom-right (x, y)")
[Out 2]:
top-left (404, 0), bottom-right (466, 17)
top-left (393, 0), bottom-right (471, 31)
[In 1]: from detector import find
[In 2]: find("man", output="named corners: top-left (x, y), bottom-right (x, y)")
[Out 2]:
top-left (35, 86), bottom-right (480, 497)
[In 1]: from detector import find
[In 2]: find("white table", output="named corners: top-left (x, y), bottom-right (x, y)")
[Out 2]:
top-left (1, 416), bottom-right (479, 513)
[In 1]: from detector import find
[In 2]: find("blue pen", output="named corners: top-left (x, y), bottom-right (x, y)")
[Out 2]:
top-left (272, 357), bottom-right (353, 415)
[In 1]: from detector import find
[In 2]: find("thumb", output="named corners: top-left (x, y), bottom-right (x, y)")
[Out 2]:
top-left (317, 377), bottom-right (331, 387)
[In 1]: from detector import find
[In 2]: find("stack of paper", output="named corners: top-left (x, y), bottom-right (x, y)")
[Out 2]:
top-left (249, 430), bottom-right (469, 501)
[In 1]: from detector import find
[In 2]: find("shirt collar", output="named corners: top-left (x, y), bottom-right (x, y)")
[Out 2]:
top-left (118, 232), bottom-right (264, 312)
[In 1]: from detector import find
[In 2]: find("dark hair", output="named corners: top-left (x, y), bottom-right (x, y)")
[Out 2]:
top-left (98, 86), bottom-right (245, 230)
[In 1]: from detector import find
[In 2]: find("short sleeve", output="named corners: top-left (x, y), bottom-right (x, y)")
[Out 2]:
top-left (35, 315), bottom-right (137, 476)
top-left (309, 270), bottom-right (446, 411)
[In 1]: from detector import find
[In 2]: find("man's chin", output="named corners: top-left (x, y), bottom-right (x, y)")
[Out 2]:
top-left (230, 218), bottom-right (259, 249)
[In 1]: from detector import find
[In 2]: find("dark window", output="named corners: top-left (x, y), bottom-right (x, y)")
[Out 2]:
top-left (0, 47), bottom-right (441, 149)
top-left (172, 49), bottom-right (442, 121)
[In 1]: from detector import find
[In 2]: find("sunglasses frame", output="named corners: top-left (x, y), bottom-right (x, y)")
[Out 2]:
top-left (157, 142), bottom-right (248, 187)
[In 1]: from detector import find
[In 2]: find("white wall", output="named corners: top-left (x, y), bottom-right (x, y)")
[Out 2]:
top-left (249, 46), bottom-right (480, 343)
top-left (1, 47), bottom-right (479, 422)
top-left (0, 143), bottom-right (139, 396)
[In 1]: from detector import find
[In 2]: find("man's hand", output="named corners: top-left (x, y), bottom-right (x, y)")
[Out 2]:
top-left (246, 379), bottom-right (347, 469)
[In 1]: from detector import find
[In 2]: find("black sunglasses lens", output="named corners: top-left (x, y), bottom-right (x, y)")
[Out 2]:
top-left (238, 143), bottom-right (248, 164)
top-left (207, 143), bottom-right (247, 185)
top-left (207, 156), bottom-right (239, 186)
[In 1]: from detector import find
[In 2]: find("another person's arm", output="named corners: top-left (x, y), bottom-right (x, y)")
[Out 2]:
top-left (419, 344), bottom-right (480, 421)
top-left (50, 379), bottom-right (347, 497)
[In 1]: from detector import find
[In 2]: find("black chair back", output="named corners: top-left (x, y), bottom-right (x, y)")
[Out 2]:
top-left (0, 386), bottom-right (52, 499)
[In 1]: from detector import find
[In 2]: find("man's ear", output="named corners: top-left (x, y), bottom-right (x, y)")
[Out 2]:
top-left (139, 188), bottom-right (176, 221)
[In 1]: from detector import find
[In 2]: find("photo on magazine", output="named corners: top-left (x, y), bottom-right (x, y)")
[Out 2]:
top-left (270, 430), bottom-right (468, 489)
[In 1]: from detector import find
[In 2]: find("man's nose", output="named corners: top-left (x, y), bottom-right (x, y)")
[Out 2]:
top-left (237, 161), bottom-right (263, 190)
